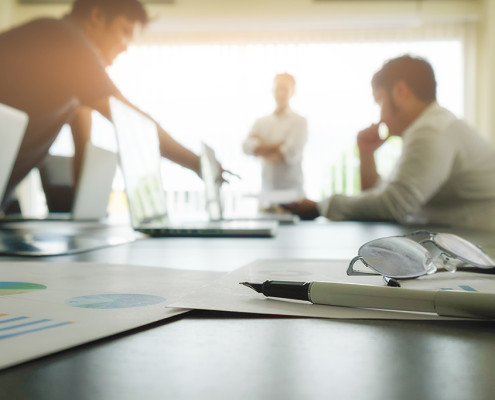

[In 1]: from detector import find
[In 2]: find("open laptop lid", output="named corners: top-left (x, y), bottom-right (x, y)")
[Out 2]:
top-left (200, 142), bottom-right (223, 221)
top-left (109, 97), bottom-right (168, 228)
top-left (0, 103), bottom-right (29, 204)
top-left (72, 143), bottom-right (118, 220)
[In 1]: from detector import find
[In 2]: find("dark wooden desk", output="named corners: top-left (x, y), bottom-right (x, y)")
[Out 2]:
top-left (1, 221), bottom-right (495, 400)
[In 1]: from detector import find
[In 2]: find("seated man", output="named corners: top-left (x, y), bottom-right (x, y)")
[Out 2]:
top-left (243, 73), bottom-right (308, 209)
top-left (285, 55), bottom-right (495, 229)
top-left (0, 0), bottom-right (215, 212)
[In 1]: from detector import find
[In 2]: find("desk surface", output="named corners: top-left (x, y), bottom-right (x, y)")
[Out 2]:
top-left (1, 221), bottom-right (495, 400)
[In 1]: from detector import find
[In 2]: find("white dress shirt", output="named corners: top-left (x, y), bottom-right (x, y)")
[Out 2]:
top-left (320, 102), bottom-right (495, 229)
top-left (243, 108), bottom-right (308, 201)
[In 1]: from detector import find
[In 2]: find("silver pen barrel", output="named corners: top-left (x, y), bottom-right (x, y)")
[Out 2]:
top-left (308, 282), bottom-right (437, 314)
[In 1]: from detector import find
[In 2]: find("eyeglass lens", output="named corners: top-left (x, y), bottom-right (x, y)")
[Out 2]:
top-left (434, 233), bottom-right (495, 268)
top-left (359, 237), bottom-right (437, 279)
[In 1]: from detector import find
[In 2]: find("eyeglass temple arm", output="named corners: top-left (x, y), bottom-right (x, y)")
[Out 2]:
top-left (404, 230), bottom-right (434, 242)
top-left (406, 231), bottom-right (488, 253)
top-left (347, 256), bottom-right (381, 276)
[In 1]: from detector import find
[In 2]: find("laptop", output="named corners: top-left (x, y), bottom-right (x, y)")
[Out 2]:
top-left (1, 143), bottom-right (117, 222)
top-left (72, 143), bottom-right (118, 220)
top-left (201, 143), bottom-right (299, 225)
top-left (0, 103), bottom-right (29, 206)
top-left (109, 97), bottom-right (277, 238)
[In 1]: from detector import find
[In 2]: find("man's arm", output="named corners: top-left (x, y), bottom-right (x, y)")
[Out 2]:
top-left (289, 124), bottom-right (454, 223)
top-left (157, 127), bottom-right (200, 175)
top-left (278, 117), bottom-right (308, 165)
top-left (70, 106), bottom-right (93, 184)
top-left (254, 142), bottom-right (284, 162)
top-left (89, 94), bottom-right (201, 176)
top-left (249, 117), bottom-right (308, 164)
top-left (357, 124), bottom-right (386, 191)
top-left (243, 132), bottom-right (262, 156)
top-left (283, 123), bottom-right (386, 221)
top-left (324, 125), bottom-right (455, 223)
top-left (243, 128), bottom-right (285, 163)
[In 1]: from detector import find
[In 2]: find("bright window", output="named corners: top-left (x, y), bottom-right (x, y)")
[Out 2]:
top-left (51, 38), bottom-right (465, 212)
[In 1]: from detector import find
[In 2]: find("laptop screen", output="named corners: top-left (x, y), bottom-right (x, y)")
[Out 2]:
top-left (109, 97), bottom-right (168, 227)
top-left (0, 103), bottom-right (28, 205)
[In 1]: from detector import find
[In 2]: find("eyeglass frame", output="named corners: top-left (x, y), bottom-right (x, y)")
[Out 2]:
top-left (347, 230), bottom-right (493, 279)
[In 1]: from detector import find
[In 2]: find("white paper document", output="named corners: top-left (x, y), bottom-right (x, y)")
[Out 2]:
top-left (168, 259), bottom-right (495, 320)
top-left (0, 262), bottom-right (221, 370)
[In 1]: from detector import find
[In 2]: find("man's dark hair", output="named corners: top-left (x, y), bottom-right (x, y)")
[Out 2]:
top-left (71, 0), bottom-right (149, 25)
top-left (371, 55), bottom-right (437, 102)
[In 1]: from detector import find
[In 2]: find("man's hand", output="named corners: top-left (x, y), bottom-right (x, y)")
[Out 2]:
top-left (263, 150), bottom-right (284, 163)
top-left (254, 142), bottom-right (285, 163)
top-left (357, 124), bottom-right (387, 155)
top-left (254, 142), bottom-right (281, 156)
top-left (282, 199), bottom-right (320, 220)
top-left (217, 165), bottom-right (241, 185)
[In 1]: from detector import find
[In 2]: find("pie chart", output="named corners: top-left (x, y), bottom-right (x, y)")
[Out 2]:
top-left (0, 282), bottom-right (47, 296)
top-left (65, 293), bottom-right (166, 309)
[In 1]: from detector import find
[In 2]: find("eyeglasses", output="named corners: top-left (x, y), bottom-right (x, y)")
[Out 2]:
top-left (347, 231), bottom-right (495, 281)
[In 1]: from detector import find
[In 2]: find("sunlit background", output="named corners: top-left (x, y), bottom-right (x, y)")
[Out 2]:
top-left (50, 34), bottom-right (465, 215)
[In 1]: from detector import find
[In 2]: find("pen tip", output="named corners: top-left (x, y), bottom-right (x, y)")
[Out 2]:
top-left (240, 282), bottom-right (263, 293)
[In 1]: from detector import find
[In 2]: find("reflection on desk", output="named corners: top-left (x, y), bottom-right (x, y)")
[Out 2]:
top-left (0, 220), bottom-right (140, 256)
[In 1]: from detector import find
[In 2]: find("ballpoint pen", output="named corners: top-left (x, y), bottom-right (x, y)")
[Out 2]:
top-left (240, 280), bottom-right (495, 319)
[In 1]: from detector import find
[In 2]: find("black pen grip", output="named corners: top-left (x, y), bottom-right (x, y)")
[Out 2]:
top-left (262, 280), bottom-right (311, 301)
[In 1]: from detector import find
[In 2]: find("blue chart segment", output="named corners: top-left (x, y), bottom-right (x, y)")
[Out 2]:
top-left (65, 294), bottom-right (166, 309)
top-left (0, 314), bottom-right (72, 340)
top-left (441, 285), bottom-right (477, 292)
